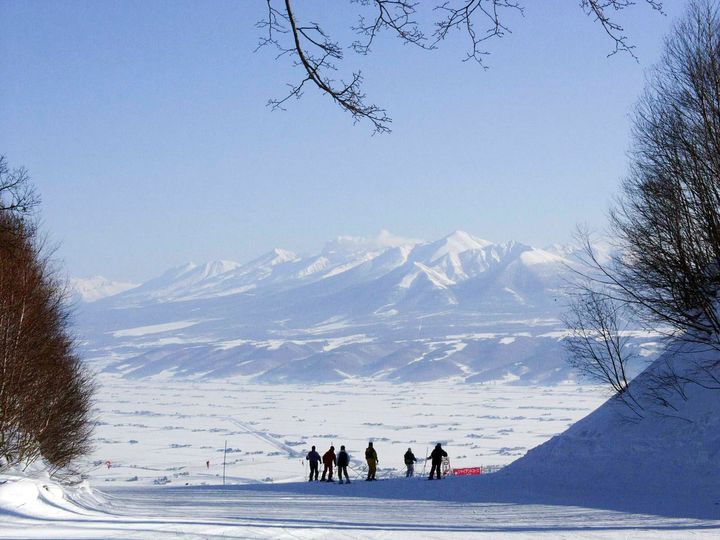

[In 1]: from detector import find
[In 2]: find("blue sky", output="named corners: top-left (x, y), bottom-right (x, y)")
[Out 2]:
top-left (0, 1), bottom-right (687, 281)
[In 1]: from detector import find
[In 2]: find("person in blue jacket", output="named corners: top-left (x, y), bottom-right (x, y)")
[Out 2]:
top-left (306, 445), bottom-right (321, 481)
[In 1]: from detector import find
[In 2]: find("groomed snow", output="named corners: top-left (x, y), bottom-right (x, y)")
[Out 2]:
top-left (1, 473), bottom-right (718, 539)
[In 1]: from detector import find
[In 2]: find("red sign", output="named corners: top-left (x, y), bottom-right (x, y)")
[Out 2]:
top-left (452, 467), bottom-right (482, 476)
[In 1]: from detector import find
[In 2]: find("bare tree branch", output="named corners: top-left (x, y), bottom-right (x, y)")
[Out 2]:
top-left (0, 156), bottom-right (39, 217)
top-left (581, 1), bottom-right (665, 59)
top-left (352, 0), bottom-right (429, 54)
top-left (433, 1), bottom-right (523, 65)
top-left (260, 0), bottom-right (391, 134)
top-left (259, 1), bottom-right (664, 133)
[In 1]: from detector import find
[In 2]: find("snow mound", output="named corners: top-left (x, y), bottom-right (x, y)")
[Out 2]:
top-left (501, 336), bottom-right (720, 516)
top-left (0, 474), bottom-right (96, 520)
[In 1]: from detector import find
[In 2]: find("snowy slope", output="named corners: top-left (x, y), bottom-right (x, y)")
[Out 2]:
top-left (74, 231), bottom-right (662, 383)
top-left (500, 336), bottom-right (720, 515)
top-left (2, 472), bottom-right (718, 538)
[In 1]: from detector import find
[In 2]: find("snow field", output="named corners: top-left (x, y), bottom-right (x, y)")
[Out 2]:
top-left (81, 375), bottom-right (607, 486)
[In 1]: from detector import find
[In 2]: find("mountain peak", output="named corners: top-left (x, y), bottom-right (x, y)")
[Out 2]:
top-left (199, 260), bottom-right (242, 277)
top-left (428, 230), bottom-right (492, 261)
top-left (269, 248), bottom-right (297, 263)
top-left (70, 276), bottom-right (139, 303)
top-left (444, 230), bottom-right (491, 246)
top-left (247, 248), bottom-right (298, 267)
top-left (322, 230), bottom-right (421, 256)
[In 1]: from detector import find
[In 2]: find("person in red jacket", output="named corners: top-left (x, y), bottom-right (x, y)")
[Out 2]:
top-left (321, 445), bottom-right (337, 482)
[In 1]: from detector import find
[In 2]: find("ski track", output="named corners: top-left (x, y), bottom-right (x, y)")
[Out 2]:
top-left (225, 417), bottom-right (304, 459)
top-left (224, 415), bottom-right (371, 478)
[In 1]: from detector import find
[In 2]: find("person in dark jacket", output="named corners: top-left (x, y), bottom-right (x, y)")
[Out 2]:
top-left (404, 448), bottom-right (417, 477)
top-left (306, 445), bottom-right (321, 481)
top-left (365, 442), bottom-right (378, 481)
top-left (321, 445), bottom-right (337, 481)
top-left (337, 445), bottom-right (351, 484)
top-left (427, 443), bottom-right (448, 480)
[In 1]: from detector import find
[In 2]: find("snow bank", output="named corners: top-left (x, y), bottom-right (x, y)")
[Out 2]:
top-left (499, 337), bottom-right (720, 518)
top-left (0, 473), bottom-right (88, 520)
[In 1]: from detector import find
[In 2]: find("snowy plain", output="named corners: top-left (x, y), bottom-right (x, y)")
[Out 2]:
top-left (2, 375), bottom-right (720, 538)
top-left (81, 375), bottom-right (609, 485)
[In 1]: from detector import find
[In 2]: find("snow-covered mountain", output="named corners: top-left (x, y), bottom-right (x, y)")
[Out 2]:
top-left (70, 276), bottom-right (138, 303)
top-left (75, 231), bottom-right (661, 383)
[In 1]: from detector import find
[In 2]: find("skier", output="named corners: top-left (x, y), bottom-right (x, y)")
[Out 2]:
top-left (427, 443), bottom-right (448, 480)
top-left (404, 447), bottom-right (417, 477)
top-left (321, 445), bottom-right (337, 482)
top-left (365, 442), bottom-right (378, 481)
top-left (337, 445), bottom-right (351, 484)
top-left (306, 445), bottom-right (321, 481)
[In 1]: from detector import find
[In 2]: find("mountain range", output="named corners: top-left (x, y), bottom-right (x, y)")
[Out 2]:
top-left (73, 231), bottom-right (660, 383)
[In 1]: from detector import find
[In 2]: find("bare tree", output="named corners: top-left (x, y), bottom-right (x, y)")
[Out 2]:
top-left (0, 159), bottom-right (94, 474)
top-left (564, 287), bottom-right (634, 395)
top-left (603, 1), bottom-right (720, 347)
top-left (0, 156), bottom-right (39, 216)
top-left (259, 1), bottom-right (664, 133)
top-left (565, 1), bottom-right (720, 405)
top-left (563, 280), bottom-right (647, 417)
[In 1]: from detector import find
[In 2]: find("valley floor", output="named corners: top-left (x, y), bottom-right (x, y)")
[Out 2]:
top-left (79, 375), bottom-right (608, 486)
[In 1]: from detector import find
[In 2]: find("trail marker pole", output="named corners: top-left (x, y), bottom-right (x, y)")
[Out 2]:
top-left (421, 446), bottom-right (428, 478)
top-left (222, 440), bottom-right (227, 486)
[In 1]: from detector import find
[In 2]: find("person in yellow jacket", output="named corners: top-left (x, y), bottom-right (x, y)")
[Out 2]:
top-left (365, 441), bottom-right (378, 481)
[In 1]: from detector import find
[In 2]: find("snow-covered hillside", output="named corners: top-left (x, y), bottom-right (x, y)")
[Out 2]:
top-left (74, 231), bottom-right (661, 383)
top-left (500, 336), bottom-right (720, 516)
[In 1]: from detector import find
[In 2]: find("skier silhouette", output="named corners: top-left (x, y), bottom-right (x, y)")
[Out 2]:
top-left (306, 445), bottom-right (321, 481)
top-left (427, 443), bottom-right (448, 480)
top-left (365, 442), bottom-right (378, 481)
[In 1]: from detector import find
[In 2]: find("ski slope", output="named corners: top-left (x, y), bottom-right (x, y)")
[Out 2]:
top-left (1, 473), bottom-right (718, 539)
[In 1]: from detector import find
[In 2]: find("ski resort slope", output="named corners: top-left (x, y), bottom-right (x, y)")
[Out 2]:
top-left (1, 473), bottom-right (718, 539)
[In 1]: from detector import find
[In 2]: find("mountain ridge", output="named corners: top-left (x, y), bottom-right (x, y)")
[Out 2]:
top-left (74, 231), bottom-right (661, 383)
